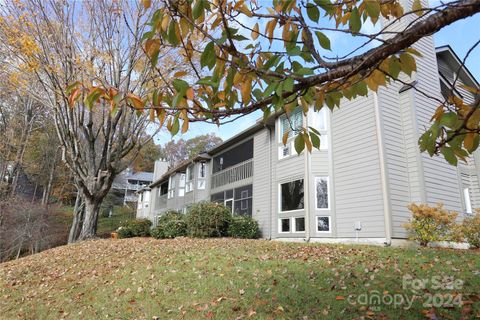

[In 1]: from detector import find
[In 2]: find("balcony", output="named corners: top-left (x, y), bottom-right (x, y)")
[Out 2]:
top-left (211, 159), bottom-right (253, 189)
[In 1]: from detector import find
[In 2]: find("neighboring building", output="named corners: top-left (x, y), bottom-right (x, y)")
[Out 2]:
top-left (112, 169), bottom-right (154, 204)
top-left (137, 39), bottom-right (479, 243)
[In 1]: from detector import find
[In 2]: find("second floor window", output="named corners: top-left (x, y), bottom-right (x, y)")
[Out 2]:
top-left (167, 176), bottom-right (175, 199)
top-left (279, 108), bottom-right (303, 141)
top-left (186, 165), bottom-right (194, 192)
top-left (198, 162), bottom-right (206, 190)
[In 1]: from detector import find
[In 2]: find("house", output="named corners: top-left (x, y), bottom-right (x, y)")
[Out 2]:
top-left (137, 34), bottom-right (479, 245)
top-left (112, 169), bottom-right (154, 205)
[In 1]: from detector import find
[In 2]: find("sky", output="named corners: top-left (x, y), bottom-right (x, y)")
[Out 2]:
top-left (153, 7), bottom-right (480, 147)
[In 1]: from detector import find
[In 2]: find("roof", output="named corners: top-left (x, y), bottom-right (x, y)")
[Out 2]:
top-left (435, 45), bottom-right (479, 88)
top-left (126, 171), bottom-right (154, 182)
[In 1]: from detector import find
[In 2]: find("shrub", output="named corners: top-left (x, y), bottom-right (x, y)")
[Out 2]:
top-left (404, 203), bottom-right (459, 246)
top-left (157, 210), bottom-right (184, 225)
top-left (163, 220), bottom-right (188, 238)
top-left (186, 202), bottom-right (232, 238)
top-left (228, 216), bottom-right (260, 239)
top-left (117, 219), bottom-right (152, 238)
top-left (150, 225), bottom-right (165, 239)
top-left (461, 211), bottom-right (480, 249)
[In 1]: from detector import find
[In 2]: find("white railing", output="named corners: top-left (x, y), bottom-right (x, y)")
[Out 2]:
top-left (112, 182), bottom-right (145, 191)
top-left (211, 159), bottom-right (253, 189)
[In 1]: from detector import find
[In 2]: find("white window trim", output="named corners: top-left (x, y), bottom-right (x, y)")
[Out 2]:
top-left (315, 176), bottom-right (330, 210)
top-left (278, 218), bottom-right (291, 234)
top-left (199, 162), bottom-right (207, 178)
top-left (278, 180), bottom-right (305, 213)
top-left (292, 217), bottom-right (306, 233)
top-left (463, 187), bottom-right (473, 214)
top-left (316, 216), bottom-right (331, 233)
top-left (185, 166), bottom-right (194, 193)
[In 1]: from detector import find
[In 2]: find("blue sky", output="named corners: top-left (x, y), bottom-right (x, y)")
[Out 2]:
top-left (154, 10), bottom-right (480, 146)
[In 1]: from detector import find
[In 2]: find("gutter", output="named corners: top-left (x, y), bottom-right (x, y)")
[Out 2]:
top-left (304, 112), bottom-right (312, 243)
top-left (373, 92), bottom-right (392, 246)
top-left (268, 125), bottom-right (273, 240)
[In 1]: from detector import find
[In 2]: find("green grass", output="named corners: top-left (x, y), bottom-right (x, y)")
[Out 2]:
top-left (0, 238), bottom-right (478, 319)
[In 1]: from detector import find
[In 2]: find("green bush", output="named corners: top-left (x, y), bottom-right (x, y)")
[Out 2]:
top-left (186, 202), bottom-right (232, 238)
top-left (403, 203), bottom-right (459, 246)
top-left (163, 220), bottom-right (188, 238)
top-left (150, 225), bottom-right (165, 239)
top-left (462, 211), bottom-right (480, 249)
top-left (151, 210), bottom-right (186, 239)
top-left (228, 216), bottom-right (260, 239)
top-left (117, 219), bottom-right (152, 238)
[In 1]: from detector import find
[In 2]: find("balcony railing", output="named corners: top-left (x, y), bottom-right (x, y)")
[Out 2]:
top-left (211, 159), bottom-right (253, 189)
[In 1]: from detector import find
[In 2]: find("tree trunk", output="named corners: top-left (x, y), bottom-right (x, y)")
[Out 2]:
top-left (78, 197), bottom-right (101, 240)
top-left (68, 192), bottom-right (84, 243)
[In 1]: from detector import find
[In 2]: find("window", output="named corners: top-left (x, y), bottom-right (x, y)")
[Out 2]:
top-left (199, 162), bottom-right (206, 178)
top-left (279, 143), bottom-right (292, 159)
top-left (463, 188), bottom-right (473, 214)
top-left (279, 108), bottom-right (303, 140)
top-left (178, 174), bottom-right (185, 197)
top-left (167, 176), bottom-right (176, 199)
top-left (310, 108), bottom-right (327, 132)
top-left (316, 216), bottom-right (330, 232)
top-left (198, 162), bottom-right (207, 190)
top-left (315, 177), bottom-right (329, 209)
top-left (280, 179), bottom-right (304, 212)
top-left (293, 217), bottom-right (305, 232)
top-left (234, 185), bottom-right (252, 216)
top-left (279, 218), bottom-right (290, 233)
top-left (186, 165), bottom-right (194, 193)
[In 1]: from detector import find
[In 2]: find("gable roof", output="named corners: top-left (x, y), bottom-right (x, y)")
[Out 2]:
top-left (127, 171), bottom-right (154, 182)
top-left (436, 45), bottom-right (479, 89)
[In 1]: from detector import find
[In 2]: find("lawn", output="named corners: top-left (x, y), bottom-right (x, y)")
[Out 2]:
top-left (0, 238), bottom-right (478, 319)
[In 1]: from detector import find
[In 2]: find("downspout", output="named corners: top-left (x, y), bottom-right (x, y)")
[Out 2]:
top-left (304, 112), bottom-right (311, 242)
top-left (373, 92), bottom-right (393, 246)
top-left (268, 125), bottom-right (273, 240)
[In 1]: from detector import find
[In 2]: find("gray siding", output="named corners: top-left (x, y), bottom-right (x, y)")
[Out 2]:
top-left (331, 94), bottom-right (386, 238)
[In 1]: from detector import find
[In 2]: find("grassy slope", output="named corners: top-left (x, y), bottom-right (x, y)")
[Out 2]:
top-left (0, 238), bottom-right (478, 320)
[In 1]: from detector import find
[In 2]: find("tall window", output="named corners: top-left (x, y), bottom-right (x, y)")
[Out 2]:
top-left (315, 177), bottom-right (329, 209)
top-left (234, 185), bottom-right (252, 216)
top-left (198, 162), bottom-right (206, 190)
top-left (310, 108), bottom-right (328, 150)
top-left (178, 173), bottom-right (185, 197)
top-left (280, 179), bottom-right (304, 212)
top-left (186, 165), bottom-right (194, 192)
top-left (167, 176), bottom-right (175, 199)
top-left (279, 108), bottom-right (303, 140)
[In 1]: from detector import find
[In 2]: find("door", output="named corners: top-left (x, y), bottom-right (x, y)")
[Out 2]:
top-left (224, 199), bottom-right (234, 214)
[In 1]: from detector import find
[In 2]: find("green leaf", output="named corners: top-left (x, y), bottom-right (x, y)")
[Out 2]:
top-left (310, 131), bottom-right (321, 149)
top-left (412, 0), bottom-right (423, 16)
top-left (439, 112), bottom-right (458, 128)
top-left (441, 146), bottom-right (458, 166)
top-left (200, 42), bottom-right (216, 69)
top-left (315, 31), bottom-right (331, 50)
top-left (167, 21), bottom-right (179, 46)
top-left (349, 8), bottom-right (361, 33)
top-left (173, 79), bottom-right (189, 94)
top-left (193, 0), bottom-right (204, 19)
top-left (171, 116), bottom-right (180, 136)
top-left (306, 3), bottom-right (320, 22)
top-left (283, 78), bottom-right (294, 92)
top-left (314, 0), bottom-right (334, 14)
top-left (365, 1), bottom-right (380, 23)
top-left (294, 133), bottom-right (305, 154)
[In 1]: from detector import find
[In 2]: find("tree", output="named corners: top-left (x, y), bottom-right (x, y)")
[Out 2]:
top-left (160, 133), bottom-right (223, 167)
top-left (0, 0), bottom-right (197, 241)
top-left (131, 0), bottom-right (479, 164)
top-left (129, 138), bottom-right (162, 172)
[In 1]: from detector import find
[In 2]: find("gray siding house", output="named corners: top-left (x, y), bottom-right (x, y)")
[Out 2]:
top-left (137, 35), bottom-right (479, 244)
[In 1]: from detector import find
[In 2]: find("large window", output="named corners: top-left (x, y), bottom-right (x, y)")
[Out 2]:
top-left (279, 108), bottom-right (303, 140)
top-left (210, 185), bottom-right (253, 216)
top-left (159, 181), bottom-right (168, 197)
top-left (315, 177), bottom-right (329, 209)
top-left (280, 179), bottom-right (304, 212)
top-left (186, 165), bottom-right (194, 193)
top-left (198, 162), bottom-right (207, 190)
top-left (178, 173), bottom-right (185, 197)
top-left (167, 176), bottom-right (175, 199)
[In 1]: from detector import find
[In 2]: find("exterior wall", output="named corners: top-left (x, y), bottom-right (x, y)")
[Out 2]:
top-left (331, 94), bottom-right (386, 238)
top-left (252, 128), bottom-right (273, 238)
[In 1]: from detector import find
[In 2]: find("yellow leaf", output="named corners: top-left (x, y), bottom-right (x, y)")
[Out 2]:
top-left (142, 0), bottom-right (151, 9)
top-left (127, 93), bottom-right (144, 109)
top-left (182, 118), bottom-right (189, 133)
top-left (149, 108), bottom-right (155, 122)
top-left (252, 22), bottom-right (259, 40)
top-left (174, 70), bottom-right (187, 77)
top-left (157, 109), bottom-right (166, 127)
top-left (186, 87), bottom-right (194, 100)
top-left (282, 131), bottom-right (289, 145)
top-left (68, 87), bottom-right (81, 108)
top-left (304, 133), bottom-right (312, 152)
top-left (241, 78), bottom-right (252, 105)
top-left (145, 39), bottom-right (160, 59)
top-left (161, 15), bottom-right (169, 32)
top-left (464, 132), bottom-right (475, 151)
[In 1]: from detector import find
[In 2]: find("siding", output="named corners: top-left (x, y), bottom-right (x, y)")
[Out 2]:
top-left (252, 128), bottom-right (273, 238)
top-left (331, 94), bottom-right (386, 238)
